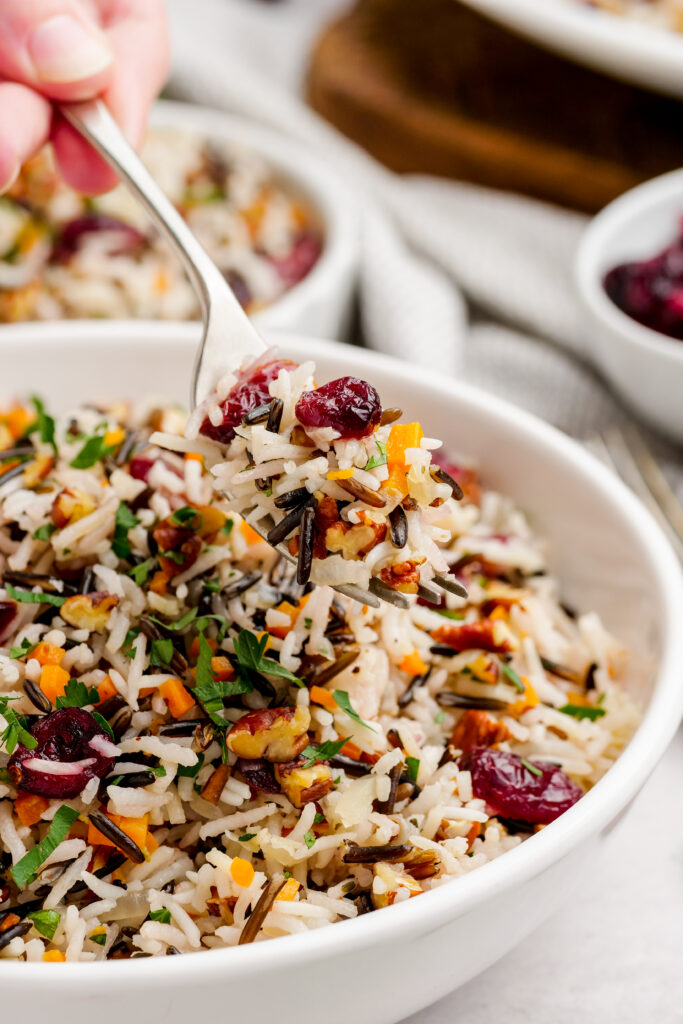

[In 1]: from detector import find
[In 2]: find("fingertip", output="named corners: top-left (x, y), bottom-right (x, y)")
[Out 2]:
top-left (51, 118), bottom-right (119, 195)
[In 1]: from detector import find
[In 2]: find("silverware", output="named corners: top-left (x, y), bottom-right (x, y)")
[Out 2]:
top-left (61, 100), bottom-right (466, 611)
top-left (590, 425), bottom-right (683, 563)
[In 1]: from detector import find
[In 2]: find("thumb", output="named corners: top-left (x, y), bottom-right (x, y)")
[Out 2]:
top-left (0, 0), bottom-right (113, 101)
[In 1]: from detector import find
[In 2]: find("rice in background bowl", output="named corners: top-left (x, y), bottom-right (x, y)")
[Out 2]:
top-left (0, 122), bottom-right (324, 324)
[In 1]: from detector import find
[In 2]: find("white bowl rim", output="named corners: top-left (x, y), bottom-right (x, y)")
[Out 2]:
top-left (2, 321), bottom-right (683, 987)
top-left (575, 167), bottom-right (683, 363)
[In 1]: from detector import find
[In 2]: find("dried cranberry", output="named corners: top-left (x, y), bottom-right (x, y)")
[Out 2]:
top-left (270, 233), bottom-right (322, 285)
top-left (604, 221), bottom-right (683, 342)
top-left (295, 377), bottom-right (382, 440)
top-left (0, 600), bottom-right (17, 643)
top-left (9, 708), bottom-right (117, 799)
top-left (236, 757), bottom-right (280, 793)
top-left (200, 358), bottom-right (296, 444)
top-left (52, 215), bottom-right (146, 264)
top-left (459, 747), bottom-right (582, 825)
top-left (129, 455), bottom-right (156, 482)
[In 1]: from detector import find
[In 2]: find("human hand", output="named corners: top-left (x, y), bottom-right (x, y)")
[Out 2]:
top-left (0, 0), bottom-right (169, 195)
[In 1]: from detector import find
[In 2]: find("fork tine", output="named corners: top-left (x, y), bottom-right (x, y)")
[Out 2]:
top-left (368, 578), bottom-right (410, 609)
top-left (433, 572), bottom-right (468, 599)
top-left (416, 583), bottom-right (443, 605)
top-left (599, 428), bottom-right (683, 563)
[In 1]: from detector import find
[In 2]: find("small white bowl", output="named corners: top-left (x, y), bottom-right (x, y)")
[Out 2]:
top-left (1, 322), bottom-right (683, 1024)
top-left (575, 169), bottom-right (683, 442)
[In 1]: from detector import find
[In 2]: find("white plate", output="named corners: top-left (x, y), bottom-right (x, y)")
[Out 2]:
top-left (459, 0), bottom-right (683, 97)
top-left (2, 323), bottom-right (683, 1023)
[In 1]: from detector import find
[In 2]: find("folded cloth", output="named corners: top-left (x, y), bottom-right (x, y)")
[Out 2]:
top-left (165, 0), bottom-right (682, 486)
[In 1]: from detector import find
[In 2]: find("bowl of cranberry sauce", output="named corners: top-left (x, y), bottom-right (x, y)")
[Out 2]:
top-left (575, 168), bottom-right (683, 444)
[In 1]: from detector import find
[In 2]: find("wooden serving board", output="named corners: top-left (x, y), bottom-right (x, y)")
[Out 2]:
top-left (306, 0), bottom-right (683, 212)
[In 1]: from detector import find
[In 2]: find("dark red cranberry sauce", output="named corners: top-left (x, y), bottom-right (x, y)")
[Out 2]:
top-left (9, 708), bottom-right (117, 799)
top-left (295, 377), bottom-right (382, 440)
top-left (200, 358), bottom-right (296, 444)
top-left (459, 746), bottom-right (582, 826)
top-left (604, 221), bottom-right (683, 341)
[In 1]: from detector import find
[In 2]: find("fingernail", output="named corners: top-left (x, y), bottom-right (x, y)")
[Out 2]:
top-left (28, 14), bottom-right (112, 83)
top-left (0, 159), bottom-right (20, 195)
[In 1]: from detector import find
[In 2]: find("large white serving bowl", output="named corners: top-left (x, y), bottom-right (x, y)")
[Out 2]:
top-left (575, 169), bottom-right (683, 442)
top-left (458, 0), bottom-right (683, 98)
top-left (1, 323), bottom-right (682, 1024)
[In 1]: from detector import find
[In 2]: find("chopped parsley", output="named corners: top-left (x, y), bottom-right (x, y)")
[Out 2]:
top-left (127, 558), bottom-right (155, 586)
top-left (313, 812), bottom-right (326, 825)
top-left (204, 577), bottom-right (221, 594)
top-left (32, 523), bottom-right (56, 542)
top-left (405, 757), bottom-right (420, 784)
top-left (169, 506), bottom-right (203, 528)
top-left (558, 704), bottom-right (606, 722)
top-left (233, 629), bottom-right (302, 688)
top-left (221, 519), bottom-right (234, 537)
top-left (9, 637), bottom-right (38, 660)
top-left (28, 909), bottom-right (61, 940)
top-left (300, 738), bottom-right (347, 767)
top-left (6, 583), bottom-right (66, 608)
top-left (11, 805), bottom-right (79, 888)
top-left (122, 627), bottom-right (141, 658)
top-left (434, 710), bottom-right (446, 724)
top-left (364, 440), bottom-right (387, 471)
top-left (177, 753), bottom-right (204, 778)
top-left (29, 396), bottom-right (56, 453)
top-left (238, 833), bottom-right (256, 842)
top-left (92, 712), bottom-right (115, 741)
top-left (69, 426), bottom-right (116, 469)
top-left (112, 502), bottom-right (140, 560)
top-left (56, 678), bottom-right (99, 709)
top-left (303, 617), bottom-right (313, 629)
top-left (0, 695), bottom-right (37, 754)
top-left (149, 607), bottom-right (203, 632)
top-left (149, 637), bottom-right (174, 668)
top-left (521, 758), bottom-right (543, 777)
top-left (89, 931), bottom-right (107, 946)
top-left (303, 830), bottom-right (316, 849)
top-left (500, 663), bottom-right (525, 693)
top-left (194, 634), bottom-right (250, 727)
top-left (149, 908), bottom-right (172, 924)
top-left (436, 608), bottom-right (464, 621)
top-left (332, 689), bottom-right (371, 729)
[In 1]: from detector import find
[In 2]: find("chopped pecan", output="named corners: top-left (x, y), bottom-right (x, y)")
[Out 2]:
top-left (22, 454), bottom-right (54, 489)
top-left (402, 848), bottom-right (439, 880)
top-left (274, 760), bottom-right (333, 808)
top-left (201, 763), bottom-right (230, 805)
top-left (326, 520), bottom-right (387, 559)
top-left (314, 495), bottom-right (339, 558)
top-left (51, 487), bottom-right (96, 529)
top-left (379, 559), bottom-right (425, 594)
top-left (60, 591), bottom-right (119, 632)
top-left (450, 709), bottom-right (512, 754)
top-left (431, 618), bottom-right (513, 654)
top-left (226, 705), bottom-right (310, 762)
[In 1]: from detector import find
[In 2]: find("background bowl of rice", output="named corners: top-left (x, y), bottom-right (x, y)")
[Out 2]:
top-left (0, 101), bottom-right (359, 339)
top-left (1, 322), bottom-right (682, 1023)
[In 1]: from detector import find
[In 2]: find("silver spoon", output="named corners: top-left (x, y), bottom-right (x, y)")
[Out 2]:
top-left (61, 99), bottom-right (466, 611)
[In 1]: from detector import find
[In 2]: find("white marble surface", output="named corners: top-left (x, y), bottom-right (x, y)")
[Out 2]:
top-left (406, 729), bottom-right (683, 1024)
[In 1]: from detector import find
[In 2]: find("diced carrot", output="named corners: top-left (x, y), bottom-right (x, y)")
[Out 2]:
top-left (43, 950), bottom-right (66, 962)
top-left (256, 631), bottom-right (272, 651)
top-left (339, 740), bottom-right (363, 761)
top-left (381, 464), bottom-right (409, 497)
top-left (32, 642), bottom-right (65, 667)
top-left (275, 877), bottom-right (300, 902)
top-left (326, 468), bottom-right (354, 480)
top-left (145, 831), bottom-right (159, 855)
top-left (104, 427), bottom-right (125, 450)
top-left (0, 913), bottom-right (20, 932)
top-left (267, 594), bottom-right (310, 639)
top-left (39, 664), bottom-right (70, 703)
top-left (509, 677), bottom-right (539, 716)
top-left (184, 451), bottom-right (203, 463)
top-left (189, 635), bottom-right (217, 661)
top-left (567, 689), bottom-right (589, 706)
top-left (310, 686), bottom-right (337, 710)
top-left (14, 792), bottom-right (49, 828)
top-left (88, 813), bottom-right (149, 857)
top-left (159, 678), bottom-right (196, 718)
top-left (6, 407), bottom-right (35, 440)
top-left (96, 676), bottom-right (118, 704)
top-left (399, 650), bottom-right (427, 677)
top-left (489, 606), bottom-right (507, 622)
top-left (240, 520), bottom-right (263, 545)
top-left (386, 423), bottom-right (424, 470)
top-left (466, 822), bottom-right (481, 851)
top-left (230, 857), bottom-right (255, 888)
top-left (210, 656), bottom-right (234, 682)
